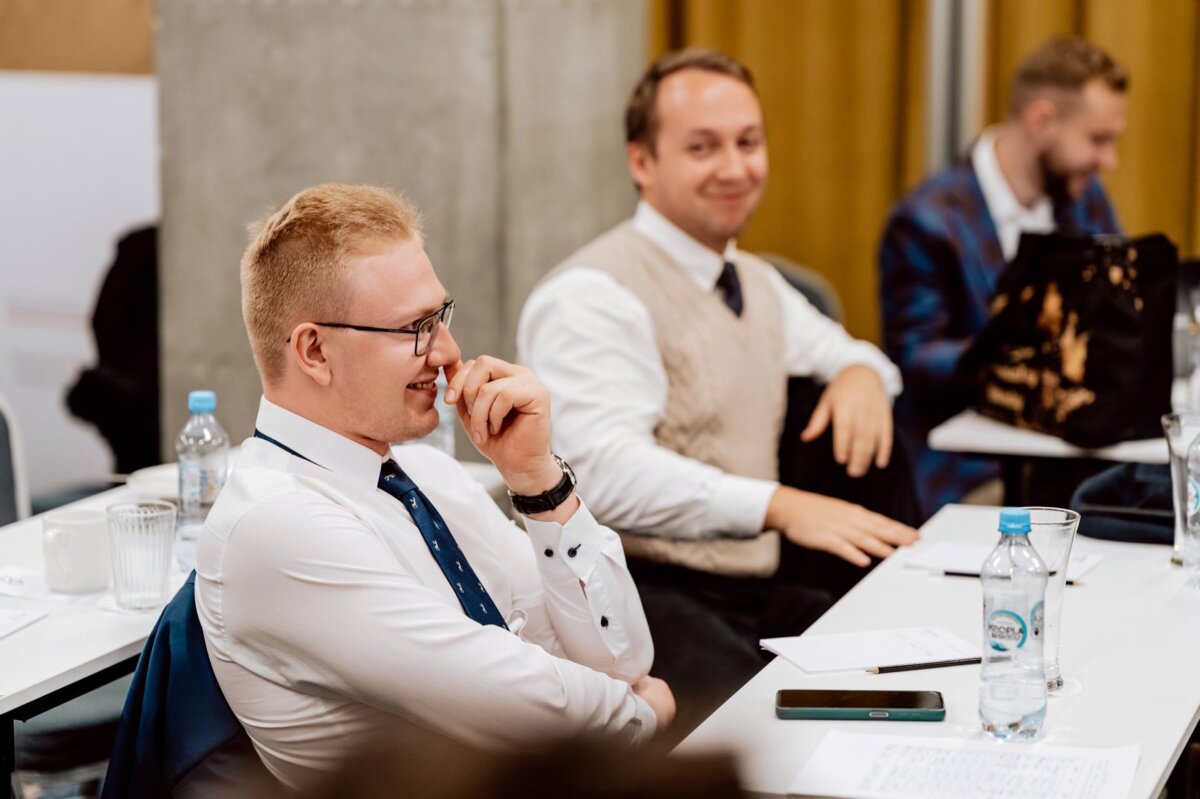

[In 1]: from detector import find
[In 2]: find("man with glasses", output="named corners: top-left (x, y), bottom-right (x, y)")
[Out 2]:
top-left (518, 49), bottom-right (918, 736)
top-left (195, 182), bottom-right (673, 792)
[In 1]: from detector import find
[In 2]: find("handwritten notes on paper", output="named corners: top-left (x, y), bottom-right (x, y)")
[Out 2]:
top-left (791, 730), bottom-right (1139, 799)
top-left (760, 626), bottom-right (979, 673)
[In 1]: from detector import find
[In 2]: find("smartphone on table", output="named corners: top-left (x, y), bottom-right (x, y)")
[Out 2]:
top-left (775, 689), bottom-right (945, 721)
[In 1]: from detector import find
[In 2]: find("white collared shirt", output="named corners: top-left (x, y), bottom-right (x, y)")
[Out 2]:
top-left (195, 397), bottom-right (656, 791)
top-left (517, 201), bottom-right (901, 540)
top-left (972, 130), bottom-right (1056, 261)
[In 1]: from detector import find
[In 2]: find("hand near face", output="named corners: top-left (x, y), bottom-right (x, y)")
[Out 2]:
top-left (800, 364), bottom-right (893, 478)
top-left (765, 486), bottom-right (919, 568)
top-left (443, 357), bottom-right (562, 498)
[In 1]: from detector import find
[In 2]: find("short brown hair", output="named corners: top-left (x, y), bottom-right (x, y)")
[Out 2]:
top-left (625, 47), bottom-right (756, 154)
top-left (1009, 36), bottom-right (1129, 116)
top-left (241, 182), bottom-right (423, 381)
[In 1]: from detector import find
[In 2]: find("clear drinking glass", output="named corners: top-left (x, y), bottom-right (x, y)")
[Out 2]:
top-left (107, 500), bottom-right (176, 610)
top-left (1162, 412), bottom-right (1200, 565)
top-left (1024, 507), bottom-right (1080, 692)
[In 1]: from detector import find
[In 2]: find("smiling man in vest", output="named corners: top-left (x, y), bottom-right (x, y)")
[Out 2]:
top-left (518, 49), bottom-right (920, 734)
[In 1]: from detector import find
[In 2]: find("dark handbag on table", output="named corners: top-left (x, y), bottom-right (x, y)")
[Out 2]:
top-left (959, 232), bottom-right (1176, 449)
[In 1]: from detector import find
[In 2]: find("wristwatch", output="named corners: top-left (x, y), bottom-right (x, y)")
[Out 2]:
top-left (508, 455), bottom-right (577, 515)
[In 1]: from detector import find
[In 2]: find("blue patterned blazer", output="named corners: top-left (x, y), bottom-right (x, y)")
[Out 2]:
top-left (878, 158), bottom-right (1119, 518)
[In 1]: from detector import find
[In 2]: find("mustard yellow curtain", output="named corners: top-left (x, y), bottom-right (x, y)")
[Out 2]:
top-left (983, 0), bottom-right (1200, 255)
top-left (647, 0), bottom-right (928, 344)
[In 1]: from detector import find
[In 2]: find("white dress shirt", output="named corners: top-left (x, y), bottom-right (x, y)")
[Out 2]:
top-left (517, 201), bottom-right (901, 541)
top-left (195, 397), bottom-right (656, 791)
top-left (972, 130), bottom-right (1056, 261)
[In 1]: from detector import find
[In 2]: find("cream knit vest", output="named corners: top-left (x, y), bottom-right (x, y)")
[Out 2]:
top-left (544, 221), bottom-right (787, 577)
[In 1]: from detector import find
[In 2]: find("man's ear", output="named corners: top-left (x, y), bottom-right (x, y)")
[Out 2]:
top-left (288, 323), bottom-right (334, 387)
top-left (1020, 97), bottom-right (1059, 142)
top-left (627, 141), bottom-right (653, 193)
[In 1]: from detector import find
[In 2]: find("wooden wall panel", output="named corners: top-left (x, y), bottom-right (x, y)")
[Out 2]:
top-left (0, 0), bottom-right (154, 74)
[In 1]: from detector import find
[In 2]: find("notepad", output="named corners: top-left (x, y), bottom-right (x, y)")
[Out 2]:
top-left (761, 626), bottom-right (979, 673)
top-left (904, 541), bottom-right (1104, 581)
top-left (0, 608), bottom-right (47, 640)
top-left (790, 730), bottom-right (1139, 799)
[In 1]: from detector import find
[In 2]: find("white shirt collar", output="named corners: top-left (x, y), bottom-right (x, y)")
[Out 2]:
top-left (972, 129), bottom-right (1055, 261)
top-left (254, 395), bottom-right (389, 487)
top-left (632, 200), bottom-right (739, 291)
top-left (972, 129), bottom-right (1052, 226)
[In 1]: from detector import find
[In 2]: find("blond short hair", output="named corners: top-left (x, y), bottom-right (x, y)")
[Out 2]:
top-left (241, 182), bottom-right (423, 381)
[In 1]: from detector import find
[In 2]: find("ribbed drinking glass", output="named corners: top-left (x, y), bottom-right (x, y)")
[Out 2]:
top-left (107, 500), bottom-right (176, 610)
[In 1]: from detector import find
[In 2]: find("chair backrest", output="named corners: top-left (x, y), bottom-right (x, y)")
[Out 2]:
top-left (0, 391), bottom-right (31, 525)
top-left (760, 253), bottom-right (844, 323)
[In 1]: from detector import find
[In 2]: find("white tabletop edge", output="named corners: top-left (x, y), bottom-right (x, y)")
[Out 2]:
top-left (929, 410), bottom-right (1168, 463)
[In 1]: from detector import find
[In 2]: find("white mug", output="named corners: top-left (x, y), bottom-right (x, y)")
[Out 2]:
top-left (43, 509), bottom-right (111, 594)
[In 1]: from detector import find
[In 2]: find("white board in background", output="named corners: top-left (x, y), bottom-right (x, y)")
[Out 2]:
top-left (0, 71), bottom-right (159, 497)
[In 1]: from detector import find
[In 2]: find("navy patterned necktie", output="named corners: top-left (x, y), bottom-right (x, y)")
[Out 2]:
top-left (716, 260), bottom-right (744, 316)
top-left (378, 458), bottom-right (508, 629)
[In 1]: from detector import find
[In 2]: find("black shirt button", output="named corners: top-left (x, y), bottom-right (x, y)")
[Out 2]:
top-left (568, 546), bottom-right (578, 558)
top-left (544, 549), bottom-right (553, 558)
top-left (600, 616), bottom-right (609, 628)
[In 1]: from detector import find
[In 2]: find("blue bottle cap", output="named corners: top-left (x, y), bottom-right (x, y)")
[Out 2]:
top-left (998, 507), bottom-right (1031, 534)
top-left (187, 390), bottom-right (217, 414)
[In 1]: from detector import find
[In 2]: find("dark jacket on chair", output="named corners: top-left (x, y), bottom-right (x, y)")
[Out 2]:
top-left (102, 572), bottom-right (250, 798)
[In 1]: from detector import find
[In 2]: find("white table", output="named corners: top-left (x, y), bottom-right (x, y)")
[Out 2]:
top-left (929, 410), bottom-right (1167, 464)
top-left (0, 455), bottom-right (505, 777)
top-left (0, 484), bottom-right (163, 776)
top-left (677, 505), bottom-right (1199, 799)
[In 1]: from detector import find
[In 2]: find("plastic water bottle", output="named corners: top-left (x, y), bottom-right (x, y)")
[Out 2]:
top-left (1184, 435), bottom-right (1200, 585)
top-left (175, 390), bottom-right (229, 571)
top-left (979, 507), bottom-right (1048, 739)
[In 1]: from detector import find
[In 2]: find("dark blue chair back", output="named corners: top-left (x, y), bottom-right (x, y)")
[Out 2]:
top-left (102, 572), bottom-right (245, 798)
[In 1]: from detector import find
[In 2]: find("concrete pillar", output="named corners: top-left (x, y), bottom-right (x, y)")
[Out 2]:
top-left (158, 0), bottom-right (643, 449)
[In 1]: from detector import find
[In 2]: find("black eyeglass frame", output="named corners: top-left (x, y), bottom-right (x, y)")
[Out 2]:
top-left (287, 298), bottom-right (454, 356)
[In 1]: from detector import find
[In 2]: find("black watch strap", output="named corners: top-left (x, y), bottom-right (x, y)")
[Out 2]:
top-left (508, 455), bottom-right (577, 515)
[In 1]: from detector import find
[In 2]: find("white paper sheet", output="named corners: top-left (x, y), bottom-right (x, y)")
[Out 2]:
top-left (761, 626), bottom-right (979, 673)
top-left (790, 730), bottom-right (1140, 799)
top-left (0, 608), bottom-right (47, 640)
top-left (904, 542), bottom-right (1103, 581)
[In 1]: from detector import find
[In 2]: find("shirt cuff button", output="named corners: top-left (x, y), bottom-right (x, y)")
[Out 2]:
top-left (600, 616), bottom-right (609, 628)
top-left (544, 548), bottom-right (554, 558)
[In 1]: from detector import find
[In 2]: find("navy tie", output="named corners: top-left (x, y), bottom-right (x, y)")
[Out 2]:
top-left (716, 260), bottom-right (744, 316)
top-left (378, 459), bottom-right (508, 629)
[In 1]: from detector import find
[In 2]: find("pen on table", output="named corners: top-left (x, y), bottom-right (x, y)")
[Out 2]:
top-left (939, 570), bottom-right (1082, 587)
top-left (866, 657), bottom-right (982, 674)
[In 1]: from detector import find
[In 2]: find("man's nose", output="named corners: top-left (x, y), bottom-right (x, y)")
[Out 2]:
top-left (715, 144), bottom-right (750, 182)
top-left (429, 323), bottom-right (461, 366)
